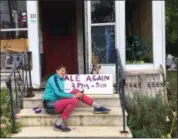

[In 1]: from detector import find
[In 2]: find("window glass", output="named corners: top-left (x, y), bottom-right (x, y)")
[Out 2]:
top-left (126, 0), bottom-right (153, 64)
top-left (91, 0), bottom-right (115, 23)
top-left (0, 1), bottom-right (27, 28)
top-left (91, 25), bottom-right (115, 64)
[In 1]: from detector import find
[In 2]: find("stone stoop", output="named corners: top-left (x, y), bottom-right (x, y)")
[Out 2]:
top-left (125, 70), bottom-right (164, 87)
top-left (0, 71), bottom-right (11, 88)
top-left (18, 107), bottom-right (124, 127)
top-left (23, 93), bottom-right (121, 109)
top-left (0, 71), bottom-right (22, 88)
top-left (124, 70), bottom-right (165, 97)
top-left (11, 91), bottom-right (132, 138)
top-left (11, 126), bottom-right (132, 138)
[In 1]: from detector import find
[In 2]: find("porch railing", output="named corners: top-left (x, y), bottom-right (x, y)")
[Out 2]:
top-left (0, 52), bottom-right (33, 133)
top-left (115, 48), bottom-right (128, 133)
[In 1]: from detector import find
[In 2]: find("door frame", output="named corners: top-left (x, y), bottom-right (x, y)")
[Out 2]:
top-left (76, 0), bottom-right (85, 74)
top-left (39, 0), bottom-right (85, 77)
top-left (27, 0), bottom-right (85, 87)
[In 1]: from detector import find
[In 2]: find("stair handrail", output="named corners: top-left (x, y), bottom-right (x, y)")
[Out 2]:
top-left (115, 48), bottom-right (128, 133)
top-left (1, 51), bottom-right (33, 133)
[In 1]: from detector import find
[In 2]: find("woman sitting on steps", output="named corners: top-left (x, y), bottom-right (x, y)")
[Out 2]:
top-left (42, 65), bottom-right (111, 132)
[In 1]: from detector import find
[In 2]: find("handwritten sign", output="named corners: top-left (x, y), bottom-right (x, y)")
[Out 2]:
top-left (64, 74), bottom-right (113, 95)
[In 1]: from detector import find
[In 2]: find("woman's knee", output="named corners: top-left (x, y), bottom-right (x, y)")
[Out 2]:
top-left (70, 98), bottom-right (79, 105)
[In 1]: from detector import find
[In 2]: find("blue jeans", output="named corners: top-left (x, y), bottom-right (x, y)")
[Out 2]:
top-left (43, 100), bottom-right (56, 114)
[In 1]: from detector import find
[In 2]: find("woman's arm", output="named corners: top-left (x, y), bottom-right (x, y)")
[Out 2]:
top-left (49, 77), bottom-right (73, 98)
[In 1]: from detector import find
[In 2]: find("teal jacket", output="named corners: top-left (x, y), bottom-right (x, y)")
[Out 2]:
top-left (42, 74), bottom-right (73, 102)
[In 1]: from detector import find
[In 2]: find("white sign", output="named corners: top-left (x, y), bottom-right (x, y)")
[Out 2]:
top-left (64, 74), bottom-right (113, 95)
top-left (29, 13), bottom-right (37, 23)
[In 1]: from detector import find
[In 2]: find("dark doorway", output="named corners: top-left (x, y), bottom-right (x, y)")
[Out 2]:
top-left (39, 0), bottom-right (78, 78)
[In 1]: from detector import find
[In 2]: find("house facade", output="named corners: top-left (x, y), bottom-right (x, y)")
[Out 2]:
top-left (0, 0), bottom-right (166, 88)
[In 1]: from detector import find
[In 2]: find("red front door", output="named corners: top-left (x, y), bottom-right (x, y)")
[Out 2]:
top-left (40, 1), bottom-right (78, 77)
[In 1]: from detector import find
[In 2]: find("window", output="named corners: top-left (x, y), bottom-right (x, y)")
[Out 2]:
top-left (0, 1), bottom-right (27, 29)
top-left (0, 0), bottom-right (27, 41)
top-left (90, 0), bottom-right (116, 64)
top-left (0, 1), bottom-right (28, 69)
top-left (0, 0), bottom-right (28, 39)
top-left (125, 0), bottom-right (153, 64)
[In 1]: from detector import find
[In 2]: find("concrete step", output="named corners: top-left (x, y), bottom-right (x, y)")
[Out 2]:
top-left (0, 72), bottom-right (11, 81)
top-left (0, 69), bottom-right (11, 73)
top-left (11, 126), bottom-right (132, 138)
top-left (18, 107), bottom-right (126, 127)
top-left (23, 93), bottom-right (121, 109)
top-left (0, 72), bottom-right (23, 82)
top-left (125, 69), bottom-right (161, 75)
top-left (125, 70), bottom-right (163, 83)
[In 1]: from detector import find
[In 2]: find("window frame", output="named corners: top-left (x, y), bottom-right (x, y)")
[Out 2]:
top-left (88, 0), bottom-right (116, 71)
top-left (0, 28), bottom-right (28, 32)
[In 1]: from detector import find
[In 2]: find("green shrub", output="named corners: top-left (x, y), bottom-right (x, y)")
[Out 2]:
top-left (126, 94), bottom-right (172, 138)
top-left (167, 71), bottom-right (177, 111)
top-left (166, 71), bottom-right (177, 137)
top-left (0, 88), bottom-right (21, 137)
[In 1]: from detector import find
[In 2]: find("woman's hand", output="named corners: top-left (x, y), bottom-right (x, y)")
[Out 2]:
top-left (73, 92), bottom-right (83, 99)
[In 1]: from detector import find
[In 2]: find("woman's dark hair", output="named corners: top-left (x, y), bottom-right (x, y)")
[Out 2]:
top-left (56, 65), bottom-right (66, 70)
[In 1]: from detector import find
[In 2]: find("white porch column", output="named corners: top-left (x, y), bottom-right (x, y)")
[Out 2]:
top-left (152, 1), bottom-right (166, 70)
top-left (115, 0), bottom-right (126, 69)
top-left (27, 1), bottom-right (41, 88)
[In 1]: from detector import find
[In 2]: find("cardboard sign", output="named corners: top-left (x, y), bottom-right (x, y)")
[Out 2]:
top-left (64, 74), bottom-right (113, 95)
top-left (0, 39), bottom-right (28, 52)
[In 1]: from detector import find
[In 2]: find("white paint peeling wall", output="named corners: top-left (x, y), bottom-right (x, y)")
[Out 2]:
top-left (85, 1), bottom-right (92, 73)
top-left (27, 1), bottom-right (41, 88)
top-left (115, 1), bottom-right (126, 69)
top-left (162, 1), bottom-right (166, 73)
top-left (152, 0), bottom-right (166, 70)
